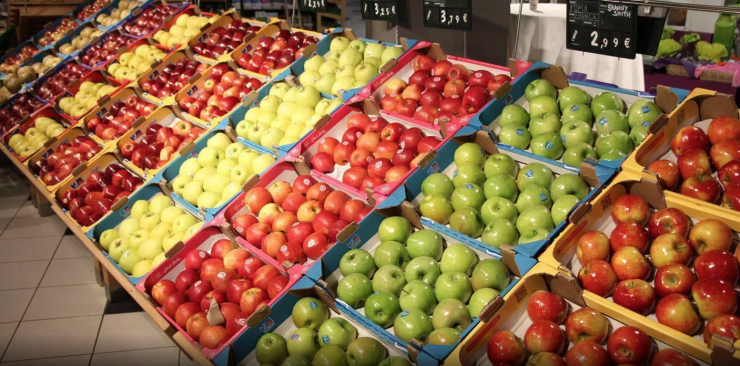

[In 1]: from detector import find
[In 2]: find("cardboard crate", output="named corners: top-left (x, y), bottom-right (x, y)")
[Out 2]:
top-left (134, 221), bottom-right (301, 365)
top-left (539, 171), bottom-right (740, 363)
top-left (52, 23), bottom-right (102, 60)
top-left (468, 62), bottom-right (688, 171)
top-left (55, 70), bottom-right (126, 122)
top-left (286, 98), bottom-right (462, 198)
top-left (31, 58), bottom-right (94, 104)
top-left (99, 38), bottom-right (167, 84)
top-left (186, 10), bottom-right (267, 65)
top-left (75, 30), bottom-right (140, 70)
top-left (441, 262), bottom-right (724, 366)
top-left (307, 200), bottom-right (537, 364)
top-left (3, 105), bottom-right (76, 162)
top-left (114, 0), bottom-right (186, 39)
top-left (31, 17), bottom-right (78, 52)
top-left (0, 92), bottom-right (49, 139)
top-left (135, 47), bottom-right (205, 106)
top-left (151, 5), bottom-right (217, 52)
top-left (403, 125), bottom-right (615, 258)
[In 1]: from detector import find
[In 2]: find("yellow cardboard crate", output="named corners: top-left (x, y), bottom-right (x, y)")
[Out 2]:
top-left (186, 10), bottom-right (266, 65)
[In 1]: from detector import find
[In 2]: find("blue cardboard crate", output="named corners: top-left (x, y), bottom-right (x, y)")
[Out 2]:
top-left (303, 200), bottom-right (536, 364)
top-left (31, 17), bottom-right (78, 52)
top-left (52, 22), bottom-right (100, 59)
top-left (468, 62), bottom-right (689, 171)
top-left (402, 125), bottom-right (616, 258)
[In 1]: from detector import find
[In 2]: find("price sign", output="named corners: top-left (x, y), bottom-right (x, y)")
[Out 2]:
top-left (299, 0), bottom-right (327, 12)
top-left (422, 0), bottom-right (471, 31)
top-left (360, 0), bottom-right (399, 22)
top-left (566, 0), bottom-right (637, 59)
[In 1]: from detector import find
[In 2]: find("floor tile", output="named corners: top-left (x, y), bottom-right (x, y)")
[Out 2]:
top-left (54, 235), bottom-right (93, 259)
top-left (12, 202), bottom-right (41, 219)
top-left (94, 313), bottom-right (175, 353)
top-left (0, 237), bottom-right (60, 263)
top-left (0, 220), bottom-right (12, 238)
top-left (0, 290), bottom-right (34, 323)
top-left (0, 355), bottom-right (90, 366)
top-left (0, 261), bottom-right (48, 291)
top-left (0, 201), bottom-right (22, 220)
top-left (0, 323), bottom-right (16, 357)
top-left (39, 257), bottom-right (96, 287)
top-left (23, 285), bottom-right (106, 321)
top-left (0, 216), bottom-right (66, 240)
top-left (179, 351), bottom-right (199, 366)
top-left (1, 316), bottom-right (101, 362)
top-left (91, 347), bottom-right (179, 366)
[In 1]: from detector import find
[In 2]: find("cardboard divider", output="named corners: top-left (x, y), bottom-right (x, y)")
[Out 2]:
top-left (539, 170), bottom-right (740, 363)
top-left (186, 11), bottom-right (267, 65)
top-left (135, 47), bottom-right (204, 106)
top-left (402, 125), bottom-right (615, 258)
top-left (3, 106), bottom-right (76, 162)
top-left (469, 61), bottom-right (688, 171)
top-left (55, 70), bottom-right (126, 122)
top-left (78, 86), bottom-right (159, 148)
top-left (133, 221), bottom-right (300, 364)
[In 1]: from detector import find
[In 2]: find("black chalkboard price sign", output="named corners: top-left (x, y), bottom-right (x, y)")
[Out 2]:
top-left (422, 0), bottom-right (472, 31)
top-left (360, 0), bottom-right (399, 22)
top-left (299, 0), bottom-right (327, 12)
top-left (566, 0), bottom-right (637, 59)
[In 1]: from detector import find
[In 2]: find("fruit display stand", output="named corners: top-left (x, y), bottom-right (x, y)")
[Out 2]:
top-left (287, 98), bottom-right (461, 198)
top-left (225, 19), bottom-right (324, 82)
top-left (622, 88), bottom-right (740, 218)
top-left (151, 5), bottom-right (217, 52)
top-left (469, 62), bottom-right (687, 171)
top-left (135, 220), bottom-right (301, 365)
top-left (85, 180), bottom-right (203, 284)
top-left (538, 171), bottom-right (739, 363)
top-left (356, 41), bottom-right (515, 127)
top-left (136, 47), bottom-right (206, 106)
top-left (25, 125), bottom-right (107, 192)
top-left (115, 104), bottom-right (209, 179)
top-left (3, 105), bottom-right (77, 161)
top-left (309, 200), bottom-right (536, 364)
top-left (54, 69), bottom-right (126, 121)
top-left (441, 262), bottom-right (722, 366)
top-left (226, 275), bottom-right (415, 366)
top-left (404, 126), bottom-right (616, 258)
top-left (186, 11), bottom-right (266, 66)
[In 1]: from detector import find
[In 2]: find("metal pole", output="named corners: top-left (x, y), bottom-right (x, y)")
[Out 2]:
top-left (513, 0), bottom-right (524, 60)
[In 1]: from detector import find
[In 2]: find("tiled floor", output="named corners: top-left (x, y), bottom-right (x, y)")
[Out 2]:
top-left (0, 161), bottom-right (197, 366)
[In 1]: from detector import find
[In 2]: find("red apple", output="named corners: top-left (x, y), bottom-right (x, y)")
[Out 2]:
top-left (577, 260), bottom-right (618, 297)
top-left (670, 126), bottom-right (709, 156)
top-left (609, 220), bottom-right (649, 253)
top-left (611, 194), bottom-right (650, 225)
top-left (654, 263), bottom-right (695, 297)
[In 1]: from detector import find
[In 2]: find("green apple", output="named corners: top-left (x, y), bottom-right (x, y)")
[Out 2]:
top-left (595, 131), bottom-right (633, 158)
top-left (374, 241), bottom-right (411, 269)
top-left (451, 183), bottom-right (486, 211)
top-left (286, 327), bottom-right (320, 359)
top-left (296, 86), bottom-right (322, 109)
top-left (313, 73), bottom-right (336, 95)
top-left (499, 104), bottom-right (530, 127)
top-left (480, 197), bottom-right (518, 225)
top-left (393, 309), bottom-right (434, 343)
top-left (330, 36), bottom-right (351, 52)
top-left (498, 125), bottom-right (531, 149)
top-left (440, 244), bottom-right (479, 275)
top-left (529, 96), bottom-right (560, 117)
top-left (130, 200), bottom-right (150, 219)
top-left (108, 239), bottom-right (129, 262)
top-left (481, 218), bottom-right (519, 249)
top-left (149, 222), bottom-right (172, 239)
top-left (453, 163), bottom-right (486, 188)
top-left (197, 146), bottom-right (225, 168)
top-left (364, 43), bottom-right (386, 59)
top-left (256, 333), bottom-right (289, 365)
top-left (516, 184), bottom-right (553, 213)
top-left (292, 297), bottom-right (329, 331)
top-left (346, 337), bottom-right (388, 366)
top-left (484, 173), bottom-right (518, 201)
top-left (281, 354), bottom-right (310, 366)
top-left (378, 357), bottom-right (412, 366)
top-left (197, 191), bottom-right (220, 209)
top-left (378, 216), bottom-right (412, 243)
top-left (349, 39), bottom-right (367, 53)
top-left (421, 173), bottom-right (455, 199)
top-left (449, 207), bottom-right (484, 238)
top-left (207, 132), bottom-right (232, 151)
top-left (162, 232), bottom-right (183, 252)
top-left (99, 229), bottom-right (120, 251)
top-left (404, 257), bottom-right (440, 286)
top-left (516, 205), bottom-right (554, 235)
top-left (531, 133), bottom-right (564, 160)
top-left (317, 318), bottom-right (357, 350)
top-left (129, 229), bottom-right (150, 249)
top-left (337, 273), bottom-right (374, 308)
top-left (380, 46), bottom-right (403, 65)
top-left (203, 174), bottom-right (231, 193)
top-left (152, 253), bottom-right (166, 267)
top-left (516, 163), bottom-right (553, 191)
top-left (132, 260), bottom-right (152, 277)
top-left (518, 228), bottom-right (550, 244)
top-left (193, 166), bottom-right (218, 182)
top-left (525, 79), bottom-right (557, 101)
top-left (435, 271), bottom-right (473, 303)
top-left (484, 153), bottom-right (518, 178)
top-left (591, 92), bottom-right (624, 116)
top-left (627, 99), bottom-right (662, 128)
top-left (298, 70), bottom-right (320, 86)
top-left (419, 194), bottom-right (454, 225)
top-left (471, 258), bottom-right (510, 291)
top-left (338, 48), bottom-right (363, 68)
top-left (560, 120), bottom-right (594, 148)
top-left (406, 230), bottom-right (443, 260)
top-left (354, 62), bottom-right (378, 83)
top-left (160, 206), bottom-right (185, 224)
top-left (561, 103), bottom-right (593, 125)
top-left (172, 214), bottom-right (197, 233)
top-left (454, 142), bottom-right (486, 168)
top-left (551, 194), bottom-right (580, 226)
top-left (528, 113), bottom-right (561, 137)
top-left (550, 173), bottom-right (588, 201)
top-left (595, 110), bottom-right (629, 137)
top-left (171, 176), bottom-right (193, 196)
top-left (630, 125), bottom-right (649, 146)
top-left (468, 288), bottom-right (500, 318)
top-left (179, 158), bottom-right (202, 178)
top-left (183, 222), bottom-right (203, 241)
top-left (340, 249), bottom-right (376, 277)
top-left (428, 328), bottom-right (461, 345)
top-left (313, 346), bottom-right (348, 366)
top-left (399, 280), bottom-right (437, 315)
top-left (149, 194), bottom-right (173, 215)
top-left (372, 265), bottom-right (406, 296)
top-left (557, 86), bottom-right (591, 111)
top-left (118, 249), bottom-right (140, 274)
top-left (432, 298), bottom-right (472, 331)
top-left (365, 291), bottom-right (401, 328)
top-left (563, 143), bottom-right (598, 167)
top-left (303, 55), bottom-right (325, 72)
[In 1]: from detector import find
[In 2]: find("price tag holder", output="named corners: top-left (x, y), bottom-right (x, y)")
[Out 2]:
top-left (299, 0), bottom-right (327, 12)
top-left (566, 0), bottom-right (637, 59)
top-left (360, 0), bottom-right (399, 22)
top-left (422, 0), bottom-right (472, 31)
